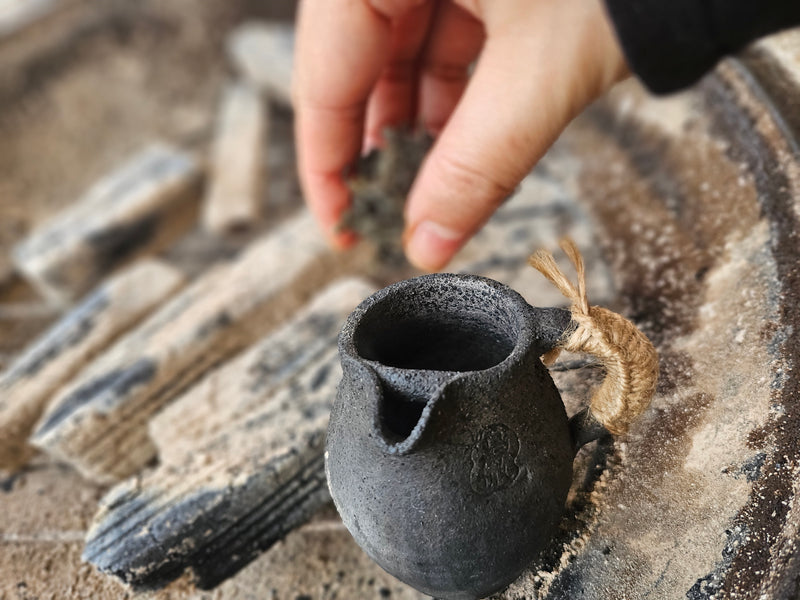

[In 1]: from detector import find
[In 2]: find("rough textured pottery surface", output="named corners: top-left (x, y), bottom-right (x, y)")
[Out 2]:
top-left (326, 274), bottom-right (598, 599)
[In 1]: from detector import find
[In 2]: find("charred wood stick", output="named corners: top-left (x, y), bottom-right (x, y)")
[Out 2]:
top-left (202, 82), bottom-right (266, 234)
top-left (29, 211), bottom-right (344, 483)
top-left (12, 143), bottom-right (201, 306)
top-left (149, 278), bottom-right (375, 463)
top-left (83, 279), bottom-right (375, 589)
top-left (0, 259), bottom-right (185, 471)
top-left (226, 22), bottom-right (293, 109)
top-left (85, 355), bottom-right (336, 590)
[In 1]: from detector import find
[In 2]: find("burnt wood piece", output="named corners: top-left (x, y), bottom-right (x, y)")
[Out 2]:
top-left (83, 279), bottom-right (376, 590)
top-left (0, 259), bottom-right (185, 471)
top-left (29, 211), bottom-right (337, 483)
top-left (226, 22), bottom-right (293, 109)
top-left (148, 278), bottom-right (375, 461)
top-left (11, 143), bottom-right (201, 305)
top-left (202, 82), bottom-right (267, 234)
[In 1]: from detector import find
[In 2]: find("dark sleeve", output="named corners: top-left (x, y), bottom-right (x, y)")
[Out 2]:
top-left (602, 0), bottom-right (800, 94)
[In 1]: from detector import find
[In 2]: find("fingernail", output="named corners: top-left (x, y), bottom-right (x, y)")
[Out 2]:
top-left (405, 221), bottom-right (463, 272)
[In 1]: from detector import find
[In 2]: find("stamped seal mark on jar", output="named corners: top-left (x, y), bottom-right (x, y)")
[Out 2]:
top-left (470, 423), bottom-right (522, 495)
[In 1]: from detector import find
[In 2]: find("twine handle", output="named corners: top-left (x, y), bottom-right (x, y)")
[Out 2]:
top-left (528, 239), bottom-right (659, 435)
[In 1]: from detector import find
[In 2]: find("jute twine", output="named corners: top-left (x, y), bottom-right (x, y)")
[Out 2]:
top-left (528, 239), bottom-right (659, 435)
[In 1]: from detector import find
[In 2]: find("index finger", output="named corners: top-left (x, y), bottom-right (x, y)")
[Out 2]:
top-left (293, 1), bottom-right (391, 247)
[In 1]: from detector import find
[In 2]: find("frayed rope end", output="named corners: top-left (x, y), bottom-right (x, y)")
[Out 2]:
top-left (529, 238), bottom-right (659, 435)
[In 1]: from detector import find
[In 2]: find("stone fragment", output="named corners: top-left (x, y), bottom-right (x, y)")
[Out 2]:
top-left (12, 143), bottom-right (202, 306)
top-left (202, 82), bottom-right (267, 234)
top-left (0, 259), bottom-right (185, 471)
top-left (82, 279), bottom-right (375, 590)
top-left (226, 22), bottom-right (293, 108)
top-left (342, 129), bottom-right (433, 264)
top-left (30, 211), bottom-right (337, 483)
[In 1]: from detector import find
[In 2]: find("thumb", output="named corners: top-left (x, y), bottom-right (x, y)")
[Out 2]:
top-left (403, 0), bottom-right (625, 271)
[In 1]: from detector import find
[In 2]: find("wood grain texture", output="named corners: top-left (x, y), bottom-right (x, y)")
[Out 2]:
top-left (149, 278), bottom-right (375, 462)
top-left (82, 279), bottom-right (375, 590)
top-left (29, 211), bottom-right (340, 483)
top-left (0, 259), bottom-right (185, 471)
top-left (12, 143), bottom-right (201, 305)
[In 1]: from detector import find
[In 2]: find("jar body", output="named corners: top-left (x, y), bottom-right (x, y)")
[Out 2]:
top-left (327, 353), bottom-right (574, 600)
top-left (327, 273), bottom-right (576, 599)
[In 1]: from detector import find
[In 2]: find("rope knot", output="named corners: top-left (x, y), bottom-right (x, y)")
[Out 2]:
top-left (529, 239), bottom-right (659, 435)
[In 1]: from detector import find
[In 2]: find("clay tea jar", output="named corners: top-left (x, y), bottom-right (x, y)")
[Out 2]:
top-left (326, 274), bottom-right (610, 599)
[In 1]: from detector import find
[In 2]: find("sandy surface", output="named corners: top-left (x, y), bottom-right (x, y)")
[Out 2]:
top-left (2, 4), bottom-right (800, 600)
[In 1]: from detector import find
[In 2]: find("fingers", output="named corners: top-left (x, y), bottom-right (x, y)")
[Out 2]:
top-left (403, 0), bottom-right (626, 271)
top-left (294, 0), bottom-right (626, 265)
top-left (294, 1), bottom-right (391, 246)
top-left (404, 35), bottom-right (551, 271)
top-left (368, 0), bottom-right (427, 18)
top-left (363, 3), bottom-right (435, 150)
top-left (417, 2), bottom-right (484, 135)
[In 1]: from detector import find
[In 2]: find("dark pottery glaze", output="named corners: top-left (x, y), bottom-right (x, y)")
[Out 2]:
top-left (326, 274), bottom-right (608, 599)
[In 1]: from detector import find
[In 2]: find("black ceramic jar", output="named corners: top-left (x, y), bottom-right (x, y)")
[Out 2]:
top-left (326, 274), bottom-right (605, 599)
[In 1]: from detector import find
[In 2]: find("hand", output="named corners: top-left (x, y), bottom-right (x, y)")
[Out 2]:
top-left (293, 0), bottom-right (628, 271)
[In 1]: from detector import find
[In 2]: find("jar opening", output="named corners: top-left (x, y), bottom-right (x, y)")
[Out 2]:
top-left (355, 314), bottom-right (515, 372)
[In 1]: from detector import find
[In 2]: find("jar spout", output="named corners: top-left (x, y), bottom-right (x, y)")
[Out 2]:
top-left (369, 363), bottom-right (454, 456)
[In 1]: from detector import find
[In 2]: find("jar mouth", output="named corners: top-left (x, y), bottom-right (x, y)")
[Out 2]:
top-left (350, 275), bottom-right (526, 374)
top-left (339, 274), bottom-right (536, 455)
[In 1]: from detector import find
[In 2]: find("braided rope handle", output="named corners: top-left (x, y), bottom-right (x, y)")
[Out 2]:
top-left (528, 239), bottom-right (659, 435)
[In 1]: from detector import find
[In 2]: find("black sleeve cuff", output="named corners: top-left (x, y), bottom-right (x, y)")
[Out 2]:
top-left (603, 0), bottom-right (800, 94)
